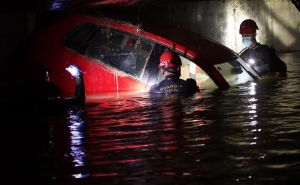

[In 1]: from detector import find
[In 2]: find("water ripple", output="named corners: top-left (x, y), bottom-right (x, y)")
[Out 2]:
top-left (26, 52), bottom-right (300, 185)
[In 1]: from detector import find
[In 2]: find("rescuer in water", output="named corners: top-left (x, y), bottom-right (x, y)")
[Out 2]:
top-left (26, 64), bottom-right (85, 107)
top-left (239, 19), bottom-right (287, 76)
top-left (150, 51), bottom-right (199, 95)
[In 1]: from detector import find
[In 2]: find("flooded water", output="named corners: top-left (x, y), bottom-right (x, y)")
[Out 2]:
top-left (8, 52), bottom-right (300, 185)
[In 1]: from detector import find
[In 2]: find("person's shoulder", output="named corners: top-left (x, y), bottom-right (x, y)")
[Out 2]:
top-left (239, 47), bottom-right (250, 56)
top-left (184, 78), bottom-right (200, 93)
top-left (178, 79), bottom-right (186, 83)
top-left (256, 43), bottom-right (276, 52)
top-left (253, 43), bottom-right (279, 57)
top-left (149, 81), bottom-right (164, 94)
top-left (150, 83), bottom-right (159, 91)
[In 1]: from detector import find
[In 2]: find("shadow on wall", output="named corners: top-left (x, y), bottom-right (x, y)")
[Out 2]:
top-left (244, 0), bottom-right (300, 52)
top-left (139, 1), bottom-right (226, 45)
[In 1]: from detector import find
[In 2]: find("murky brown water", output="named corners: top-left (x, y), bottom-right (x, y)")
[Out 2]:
top-left (7, 52), bottom-right (300, 185)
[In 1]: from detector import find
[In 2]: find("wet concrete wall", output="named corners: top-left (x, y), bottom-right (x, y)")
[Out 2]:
top-left (0, 0), bottom-right (299, 69)
top-left (144, 0), bottom-right (300, 53)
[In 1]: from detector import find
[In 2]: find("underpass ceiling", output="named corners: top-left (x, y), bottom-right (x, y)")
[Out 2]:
top-left (76, 0), bottom-right (300, 11)
top-left (2, 0), bottom-right (299, 11)
top-left (0, 0), bottom-right (214, 11)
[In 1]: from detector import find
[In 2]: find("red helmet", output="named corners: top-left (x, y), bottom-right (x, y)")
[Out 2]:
top-left (239, 19), bottom-right (259, 35)
top-left (159, 51), bottom-right (182, 74)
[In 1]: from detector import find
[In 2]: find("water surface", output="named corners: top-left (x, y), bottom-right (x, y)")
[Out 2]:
top-left (13, 52), bottom-right (300, 185)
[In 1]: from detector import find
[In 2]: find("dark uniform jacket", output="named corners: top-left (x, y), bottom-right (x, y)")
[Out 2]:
top-left (150, 75), bottom-right (199, 95)
top-left (240, 43), bottom-right (287, 75)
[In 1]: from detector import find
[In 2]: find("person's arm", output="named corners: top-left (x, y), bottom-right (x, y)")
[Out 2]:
top-left (269, 46), bottom-right (287, 74)
top-left (185, 78), bottom-right (200, 93)
top-left (74, 72), bottom-right (85, 104)
top-left (63, 64), bottom-right (85, 105)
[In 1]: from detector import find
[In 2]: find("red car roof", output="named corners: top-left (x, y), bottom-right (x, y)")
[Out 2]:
top-left (77, 9), bottom-right (237, 65)
top-left (33, 4), bottom-right (237, 67)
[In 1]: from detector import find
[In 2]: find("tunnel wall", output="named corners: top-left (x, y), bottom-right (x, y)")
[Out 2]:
top-left (0, 0), bottom-right (299, 69)
top-left (145, 0), bottom-right (300, 53)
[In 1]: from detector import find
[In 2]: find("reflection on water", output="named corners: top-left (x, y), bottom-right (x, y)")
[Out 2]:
top-left (16, 52), bottom-right (300, 184)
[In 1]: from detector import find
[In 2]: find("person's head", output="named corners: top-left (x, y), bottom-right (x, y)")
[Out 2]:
top-left (239, 19), bottom-right (259, 48)
top-left (159, 51), bottom-right (182, 76)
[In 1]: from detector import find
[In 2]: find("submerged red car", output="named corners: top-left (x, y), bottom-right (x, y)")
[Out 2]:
top-left (26, 10), bottom-right (259, 101)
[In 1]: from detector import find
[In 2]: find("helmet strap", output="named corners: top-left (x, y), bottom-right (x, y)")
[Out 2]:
top-left (162, 66), bottom-right (180, 75)
top-left (165, 73), bottom-right (180, 79)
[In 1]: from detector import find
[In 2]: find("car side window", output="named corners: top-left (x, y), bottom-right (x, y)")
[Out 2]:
top-left (62, 23), bottom-right (154, 79)
top-left (83, 26), bottom-right (154, 79)
top-left (179, 56), bottom-right (217, 89)
top-left (62, 23), bottom-right (96, 52)
top-left (214, 58), bottom-right (255, 86)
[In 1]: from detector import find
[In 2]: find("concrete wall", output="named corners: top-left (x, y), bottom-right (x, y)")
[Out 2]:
top-left (144, 0), bottom-right (300, 53)
top-left (0, 0), bottom-right (299, 67)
